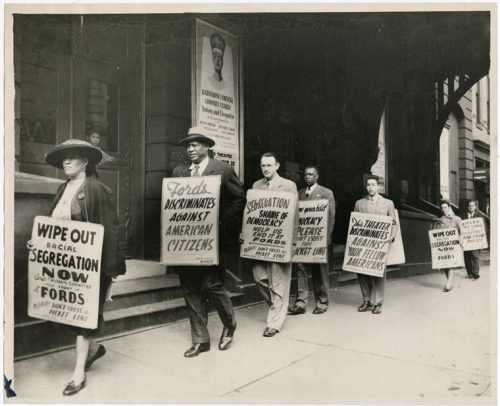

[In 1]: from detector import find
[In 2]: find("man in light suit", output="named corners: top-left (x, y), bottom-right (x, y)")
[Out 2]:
top-left (172, 126), bottom-right (245, 357)
top-left (250, 152), bottom-right (299, 337)
top-left (354, 175), bottom-right (397, 315)
top-left (288, 165), bottom-right (336, 315)
top-left (461, 200), bottom-right (483, 280)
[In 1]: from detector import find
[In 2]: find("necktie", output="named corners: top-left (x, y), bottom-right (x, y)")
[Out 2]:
top-left (192, 165), bottom-right (200, 177)
top-left (264, 181), bottom-right (270, 189)
top-left (306, 187), bottom-right (311, 197)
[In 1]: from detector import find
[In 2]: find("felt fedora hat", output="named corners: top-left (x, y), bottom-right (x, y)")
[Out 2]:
top-left (179, 126), bottom-right (215, 148)
top-left (45, 139), bottom-right (103, 169)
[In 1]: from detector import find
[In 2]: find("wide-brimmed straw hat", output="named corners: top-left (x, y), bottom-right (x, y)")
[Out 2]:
top-left (45, 139), bottom-right (103, 169)
top-left (179, 126), bottom-right (215, 148)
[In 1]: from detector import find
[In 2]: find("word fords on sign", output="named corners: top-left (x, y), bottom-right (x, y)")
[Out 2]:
top-left (240, 189), bottom-right (297, 263)
top-left (28, 216), bottom-right (104, 329)
top-left (161, 176), bottom-right (221, 266)
top-left (342, 212), bottom-right (393, 277)
top-left (292, 200), bottom-right (329, 263)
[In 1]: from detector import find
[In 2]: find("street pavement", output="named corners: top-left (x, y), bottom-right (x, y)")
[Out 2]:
top-left (11, 266), bottom-right (495, 404)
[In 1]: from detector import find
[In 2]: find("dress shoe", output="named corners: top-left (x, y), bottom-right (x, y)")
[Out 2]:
top-left (85, 344), bottom-right (106, 371)
top-left (473, 274), bottom-right (480, 280)
top-left (372, 304), bottom-right (382, 314)
top-left (184, 343), bottom-right (210, 358)
top-left (312, 307), bottom-right (327, 315)
top-left (63, 375), bottom-right (87, 396)
top-left (263, 327), bottom-right (279, 337)
top-left (287, 305), bottom-right (305, 315)
top-left (218, 323), bottom-right (236, 351)
top-left (442, 286), bottom-right (453, 292)
top-left (357, 301), bottom-right (372, 312)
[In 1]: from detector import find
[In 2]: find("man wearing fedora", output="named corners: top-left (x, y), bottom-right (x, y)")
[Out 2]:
top-left (172, 126), bottom-right (245, 357)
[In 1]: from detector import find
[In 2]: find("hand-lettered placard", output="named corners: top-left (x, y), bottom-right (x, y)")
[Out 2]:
top-left (292, 199), bottom-right (328, 263)
top-left (240, 189), bottom-right (297, 263)
top-left (28, 216), bottom-right (104, 329)
top-left (428, 227), bottom-right (465, 269)
top-left (161, 175), bottom-right (221, 266)
top-left (342, 212), bottom-right (393, 277)
top-left (386, 209), bottom-right (405, 266)
top-left (460, 217), bottom-right (488, 251)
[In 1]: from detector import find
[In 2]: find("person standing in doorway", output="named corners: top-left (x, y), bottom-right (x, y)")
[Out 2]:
top-left (172, 126), bottom-right (245, 357)
top-left (288, 165), bottom-right (335, 315)
top-left (354, 175), bottom-right (397, 314)
top-left (461, 200), bottom-right (483, 280)
top-left (249, 152), bottom-right (299, 337)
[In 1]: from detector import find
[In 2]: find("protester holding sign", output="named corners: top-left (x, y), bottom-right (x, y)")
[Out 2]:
top-left (288, 165), bottom-right (335, 316)
top-left (353, 175), bottom-right (397, 315)
top-left (460, 200), bottom-right (484, 280)
top-left (171, 126), bottom-right (245, 358)
top-left (433, 201), bottom-right (462, 292)
top-left (247, 152), bottom-right (299, 337)
top-left (29, 139), bottom-right (126, 396)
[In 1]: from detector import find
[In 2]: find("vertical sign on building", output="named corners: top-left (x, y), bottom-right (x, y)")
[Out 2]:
top-left (193, 19), bottom-right (241, 176)
top-left (370, 110), bottom-right (387, 194)
top-left (439, 126), bottom-right (450, 200)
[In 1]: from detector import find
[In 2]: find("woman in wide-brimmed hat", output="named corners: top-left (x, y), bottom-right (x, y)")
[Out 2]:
top-left (41, 139), bottom-right (126, 395)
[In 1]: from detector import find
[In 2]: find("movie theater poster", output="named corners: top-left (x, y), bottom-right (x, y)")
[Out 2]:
top-left (240, 189), bottom-right (297, 263)
top-left (28, 216), bottom-right (104, 329)
top-left (193, 19), bottom-right (241, 175)
top-left (342, 212), bottom-right (393, 277)
top-left (161, 176), bottom-right (221, 266)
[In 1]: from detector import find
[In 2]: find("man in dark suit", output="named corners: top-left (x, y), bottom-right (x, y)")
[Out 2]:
top-left (288, 165), bottom-right (336, 315)
top-left (172, 126), bottom-right (245, 357)
top-left (461, 200), bottom-right (482, 280)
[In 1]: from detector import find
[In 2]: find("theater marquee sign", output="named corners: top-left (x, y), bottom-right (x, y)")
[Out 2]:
top-left (193, 19), bottom-right (242, 176)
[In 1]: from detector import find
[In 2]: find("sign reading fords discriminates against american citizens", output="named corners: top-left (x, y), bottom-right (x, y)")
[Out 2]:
top-left (460, 217), bottom-right (488, 251)
top-left (428, 227), bottom-right (465, 269)
top-left (161, 176), bottom-right (221, 266)
top-left (342, 212), bottom-right (393, 277)
top-left (292, 199), bottom-right (329, 263)
top-left (28, 216), bottom-right (104, 329)
top-left (240, 189), bottom-right (297, 263)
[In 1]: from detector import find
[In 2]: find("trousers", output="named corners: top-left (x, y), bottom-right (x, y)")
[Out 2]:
top-left (178, 266), bottom-right (235, 344)
top-left (295, 262), bottom-right (329, 309)
top-left (252, 260), bottom-right (292, 331)
top-left (357, 273), bottom-right (386, 305)
top-left (464, 250), bottom-right (480, 277)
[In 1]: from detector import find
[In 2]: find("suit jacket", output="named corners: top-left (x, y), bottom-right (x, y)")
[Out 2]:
top-left (51, 176), bottom-right (126, 278)
top-left (253, 174), bottom-right (299, 244)
top-left (354, 194), bottom-right (398, 240)
top-left (298, 184), bottom-right (335, 243)
top-left (460, 210), bottom-right (483, 221)
top-left (173, 158), bottom-right (245, 252)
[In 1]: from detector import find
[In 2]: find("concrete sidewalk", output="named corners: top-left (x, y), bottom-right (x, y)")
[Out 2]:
top-left (11, 266), bottom-right (495, 404)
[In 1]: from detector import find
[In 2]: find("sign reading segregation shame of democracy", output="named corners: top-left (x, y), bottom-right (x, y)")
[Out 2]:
top-left (428, 227), bottom-right (465, 269)
top-left (292, 199), bottom-right (329, 263)
top-left (161, 175), bottom-right (221, 266)
top-left (240, 189), bottom-right (297, 263)
top-left (460, 217), bottom-right (489, 251)
top-left (28, 216), bottom-right (104, 329)
top-left (342, 212), bottom-right (394, 277)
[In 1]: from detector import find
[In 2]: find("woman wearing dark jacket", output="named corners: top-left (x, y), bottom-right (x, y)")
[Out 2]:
top-left (43, 139), bottom-right (126, 395)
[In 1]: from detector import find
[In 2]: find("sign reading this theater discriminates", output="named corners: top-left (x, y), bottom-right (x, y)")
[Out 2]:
top-left (161, 175), bottom-right (221, 266)
top-left (28, 216), bottom-right (104, 329)
top-left (292, 199), bottom-right (329, 263)
top-left (460, 217), bottom-right (488, 251)
top-left (386, 209), bottom-right (405, 266)
top-left (428, 227), bottom-right (465, 269)
top-left (240, 189), bottom-right (297, 263)
top-left (343, 212), bottom-right (393, 277)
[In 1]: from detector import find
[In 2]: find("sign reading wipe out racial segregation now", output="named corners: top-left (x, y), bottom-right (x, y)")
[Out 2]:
top-left (161, 176), bottom-right (221, 266)
top-left (460, 217), bottom-right (488, 251)
top-left (28, 216), bottom-right (104, 329)
top-left (428, 227), bottom-right (465, 269)
top-left (292, 199), bottom-right (329, 264)
top-left (342, 212), bottom-right (394, 277)
top-left (240, 189), bottom-right (297, 263)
